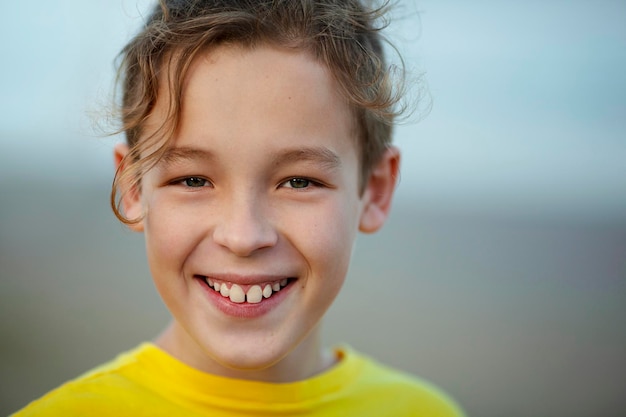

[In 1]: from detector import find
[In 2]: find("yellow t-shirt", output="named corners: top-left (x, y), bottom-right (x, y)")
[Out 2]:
top-left (12, 343), bottom-right (464, 416)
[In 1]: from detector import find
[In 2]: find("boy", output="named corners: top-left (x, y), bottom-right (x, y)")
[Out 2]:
top-left (13, 1), bottom-right (464, 415)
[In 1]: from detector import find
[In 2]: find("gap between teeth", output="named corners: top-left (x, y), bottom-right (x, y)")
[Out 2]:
top-left (207, 279), bottom-right (289, 304)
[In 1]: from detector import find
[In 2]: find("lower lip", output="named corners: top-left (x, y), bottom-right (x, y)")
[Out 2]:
top-left (196, 277), bottom-right (295, 319)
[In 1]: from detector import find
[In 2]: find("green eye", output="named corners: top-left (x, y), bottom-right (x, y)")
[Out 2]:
top-left (184, 177), bottom-right (208, 187)
top-left (288, 178), bottom-right (310, 189)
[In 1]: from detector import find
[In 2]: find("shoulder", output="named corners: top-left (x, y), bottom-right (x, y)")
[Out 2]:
top-left (339, 347), bottom-right (466, 417)
top-left (11, 344), bottom-right (160, 417)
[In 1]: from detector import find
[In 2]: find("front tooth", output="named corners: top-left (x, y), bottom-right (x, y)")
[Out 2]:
top-left (272, 282), bottom-right (281, 291)
top-left (262, 284), bottom-right (272, 298)
top-left (280, 279), bottom-right (288, 287)
top-left (220, 284), bottom-right (230, 297)
top-left (246, 285), bottom-right (263, 304)
top-left (229, 284), bottom-right (245, 303)
top-left (214, 282), bottom-right (221, 291)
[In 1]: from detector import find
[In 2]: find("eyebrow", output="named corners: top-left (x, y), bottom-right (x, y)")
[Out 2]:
top-left (271, 147), bottom-right (341, 170)
top-left (161, 146), bottom-right (216, 164)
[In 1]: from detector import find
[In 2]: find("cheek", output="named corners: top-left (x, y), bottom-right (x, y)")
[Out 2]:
top-left (143, 195), bottom-right (204, 276)
top-left (293, 198), bottom-right (361, 287)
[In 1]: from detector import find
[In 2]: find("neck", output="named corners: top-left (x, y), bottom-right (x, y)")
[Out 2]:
top-left (154, 320), bottom-right (336, 383)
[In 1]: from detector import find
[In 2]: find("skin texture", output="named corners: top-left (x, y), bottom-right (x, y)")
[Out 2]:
top-left (115, 44), bottom-right (400, 383)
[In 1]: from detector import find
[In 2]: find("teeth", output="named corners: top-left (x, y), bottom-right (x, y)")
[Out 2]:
top-left (220, 284), bottom-right (230, 297)
top-left (208, 278), bottom-right (292, 303)
top-left (229, 284), bottom-right (245, 303)
top-left (246, 285), bottom-right (263, 303)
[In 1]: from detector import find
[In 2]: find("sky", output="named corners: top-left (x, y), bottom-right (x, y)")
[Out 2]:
top-left (1, 0), bottom-right (625, 220)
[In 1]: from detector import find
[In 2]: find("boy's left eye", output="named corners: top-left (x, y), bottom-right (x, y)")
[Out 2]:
top-left (281, 178), bottom-right (312, 189)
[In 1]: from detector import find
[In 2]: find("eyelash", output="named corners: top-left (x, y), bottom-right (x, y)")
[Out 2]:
top-left (279, 177), bottom-right (324, 190)
top-left (175, 177), bottom-right (212, 188)
top-left (171, 176), bottom-right (323, 190)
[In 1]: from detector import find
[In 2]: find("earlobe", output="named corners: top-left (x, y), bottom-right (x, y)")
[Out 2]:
top-left (114, 143), bottom-right (145, 232)
top-left (359, 146), bottom-right (400, 234)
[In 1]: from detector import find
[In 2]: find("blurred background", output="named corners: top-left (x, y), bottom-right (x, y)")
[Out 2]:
top-left (1, 1), bottom-right (625, 416)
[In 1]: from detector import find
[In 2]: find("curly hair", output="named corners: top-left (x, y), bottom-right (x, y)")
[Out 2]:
top-left (112, 0), bottom-right (406, 224)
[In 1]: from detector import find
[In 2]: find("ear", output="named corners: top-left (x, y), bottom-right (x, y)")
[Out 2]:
top-left (358, 146), bottom-right (400, 234)
top-left (114, 143), bottom-right (145, 232)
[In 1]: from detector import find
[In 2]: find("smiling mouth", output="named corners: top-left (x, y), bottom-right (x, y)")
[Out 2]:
top-left (199, 276), bottom-right (294, 304)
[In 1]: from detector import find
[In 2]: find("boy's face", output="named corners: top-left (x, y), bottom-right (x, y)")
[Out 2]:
top-left (118, 44), bottom-right (398, 380)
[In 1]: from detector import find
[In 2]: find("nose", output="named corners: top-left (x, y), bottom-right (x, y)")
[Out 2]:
top-left (212, 193), bottom-right (278, 257)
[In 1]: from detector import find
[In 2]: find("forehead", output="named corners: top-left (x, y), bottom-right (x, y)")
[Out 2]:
top-left (142, 43), bottom-right (358, 158)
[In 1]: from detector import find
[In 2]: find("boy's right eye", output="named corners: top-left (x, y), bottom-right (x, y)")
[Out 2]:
top-left (178, 177), bottom-right (211, 188)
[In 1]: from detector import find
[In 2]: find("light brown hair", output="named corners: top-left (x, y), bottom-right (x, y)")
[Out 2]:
top-left (112, 0), bottom-right (406, 223)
